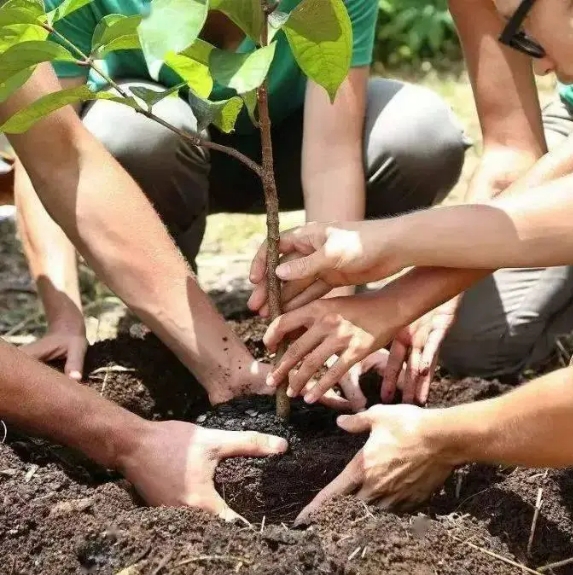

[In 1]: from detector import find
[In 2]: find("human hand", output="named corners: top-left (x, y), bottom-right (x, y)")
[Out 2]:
top-left (119, 420), bottom-right (288, 522)
top-left (295, 405), bottom-right (455, 525)
top-left (248, 221), bottom-right (405, 316)
top-left (381, 297), bottom-right (460, 405)
top-left (264, 293), bottom-right (402, 406)
top-left (20, 318), bottom-right (88, 382)
top-left (322, 350), bottom-right (405, 412)
top-left (209, 359), bottom-right (354, 412)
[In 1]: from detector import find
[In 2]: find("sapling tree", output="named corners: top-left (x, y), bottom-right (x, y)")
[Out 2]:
top-left (0, 0), bottom-right (352, 419)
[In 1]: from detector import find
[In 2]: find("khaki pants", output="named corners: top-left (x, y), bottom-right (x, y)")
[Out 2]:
top-left (80, 78), bottom-right (468, 267)
top-left (442, 95), bottom-right (573, 378)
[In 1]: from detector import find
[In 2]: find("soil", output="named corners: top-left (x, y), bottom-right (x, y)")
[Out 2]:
top-left (2, 317), bottom-right (573, 574)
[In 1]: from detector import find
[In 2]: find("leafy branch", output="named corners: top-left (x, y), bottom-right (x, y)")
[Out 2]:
top-left (0, 0), bottom-right (352, 419)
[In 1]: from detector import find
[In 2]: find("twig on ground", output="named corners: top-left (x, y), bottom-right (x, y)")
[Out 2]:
top-left (538, 556), bottom-right (573, 573)
top-left (150, 552), bottom-right (173, 575)
top-left (1, 420), bottom-right (7, 444)
top-left (527, 488), bottom-right (544, 556)
top-left (24, 464), bottom-right (38, 482)
top-left (175, 555), bottom-right (252, 568)
top-left (100, 371), bottom-right (110, 396)
top-left (348, 547), bottom-right (361, 561)
top-left (555, 339), bottom-right (569, 367)
top-left (260, 515), bottom-right (266, 533)
top-left (448, 533), bottom-right (541, 574)
top-left (91, 365), bottom-right (136, 375)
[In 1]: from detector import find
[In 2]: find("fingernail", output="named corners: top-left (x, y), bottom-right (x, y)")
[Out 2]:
top-left (304, 394), bottom-right (316, 404)
top-left (286, 387), bottom-right (295, 398)
top-left (337, 415), bottom-right (350, 424)
top-left (275, 264), bottom-right (289, 279)
top-left (270, 437), bottom-right (288, 451)
top-left (266, 374), bottom-right (275, 387)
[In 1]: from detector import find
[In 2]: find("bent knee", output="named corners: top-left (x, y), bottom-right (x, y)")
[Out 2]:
top-left (365, 79), bottom-right (468, 206)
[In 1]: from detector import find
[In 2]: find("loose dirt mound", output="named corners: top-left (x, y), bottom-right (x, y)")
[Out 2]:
top-left (2, 319), bottom-right (573, 574)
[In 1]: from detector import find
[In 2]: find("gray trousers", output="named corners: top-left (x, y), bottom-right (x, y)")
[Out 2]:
top-left (80, 78), bottom-right (467, 267)
top-left (441, 95), bottom-right (573, 378)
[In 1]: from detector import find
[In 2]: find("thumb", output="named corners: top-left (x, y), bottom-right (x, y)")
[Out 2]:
top-left (205, 488), bottom-right (251, 526)
top-left (337, 411), bottom-right (374, 434)
top-left (276, 250), bottom-right (328, 281)
top-left (65, 339), bottom-right (87, 382)
top-left (215, 430), bottom-right (288, 460)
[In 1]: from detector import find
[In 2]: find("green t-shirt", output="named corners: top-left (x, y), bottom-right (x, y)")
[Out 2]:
top-left (46, 0), bottom-right (378, 133)
top-left (559, 82), bottom-right (573, 109)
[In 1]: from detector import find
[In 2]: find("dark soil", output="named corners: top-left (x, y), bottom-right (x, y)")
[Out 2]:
top-left (2, 317), bottom-right (573, 574)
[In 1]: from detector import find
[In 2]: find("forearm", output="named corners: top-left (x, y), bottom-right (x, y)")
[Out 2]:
top-left (432, 367), bottom-right (573, 469)
top-left (14, 159), bottom-right (82, 326)
top-left (303, 162), bottom-right (365, 223)
top-left (389, 171), bottom-right (573, 270)
top-left (378, 266), bottom-right (489, 335)
top-left (0, 338), bottom-right (146, 469)
top-left (4, 66), bottom-right (254, 392)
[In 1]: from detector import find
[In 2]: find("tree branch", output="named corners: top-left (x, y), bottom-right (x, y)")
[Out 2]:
top-left (43, 25), bottom-right (263, 177)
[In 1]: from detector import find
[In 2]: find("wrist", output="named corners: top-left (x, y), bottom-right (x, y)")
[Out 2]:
top-left (109, 415), bottom-right (155, 474)
top-left (422, 408), bottom-right (470, 467)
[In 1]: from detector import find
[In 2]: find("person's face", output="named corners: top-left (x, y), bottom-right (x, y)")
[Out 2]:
top-left (495, 0), bottom-right (573, 83)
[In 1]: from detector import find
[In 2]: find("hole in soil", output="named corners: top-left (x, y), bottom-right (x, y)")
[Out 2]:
top-left (199, 396), bottom-right (367, 524)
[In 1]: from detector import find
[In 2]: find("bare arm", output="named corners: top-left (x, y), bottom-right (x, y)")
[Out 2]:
top-left (4, 65), bottom-right (262, 402)
top-left (302, 68), bottom-right (368, 222)
top-left (450, 0), bottom-right (546, 201)
top-left (433, 366), bottom-right (573, 469)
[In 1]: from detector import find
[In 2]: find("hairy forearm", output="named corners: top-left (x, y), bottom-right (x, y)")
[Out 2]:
top-left (432, 367), bottom-right (573, 469)
top-left (3, 66), bottom-right (254, 393)
top-left (392, 172), bottom-right (573, 270)
top-left (0, 339), bottom-right (146, 469)
top-left (15, 159), bottom-right (82, 326)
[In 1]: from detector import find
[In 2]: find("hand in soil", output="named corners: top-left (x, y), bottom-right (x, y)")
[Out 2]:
top-left (324, 350), bottom-right (404, 411)
top-left (119, 419), bottom-right (287, 521)
top-left (264, 294), bottom-right (400, 406)
top-left (382, 297), bottom-right (460, 405)
top-left (20, 326), bottom-right (88, 381)
top-left (295, 405), bottom-right (454, 525)
top-left (249, 222), bottom-right (404, 316)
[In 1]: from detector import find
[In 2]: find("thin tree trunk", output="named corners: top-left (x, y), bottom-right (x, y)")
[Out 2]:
top-left (259, 0), bottom-right (290, 419)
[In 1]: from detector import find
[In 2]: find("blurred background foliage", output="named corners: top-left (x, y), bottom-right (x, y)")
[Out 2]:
top-left (375, 0), bottom-right (462, 72)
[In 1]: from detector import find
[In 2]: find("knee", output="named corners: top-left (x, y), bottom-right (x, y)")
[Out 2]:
top-left (365, 79), bottom-right (468, 208)
top-left (441, 310), bottom-right (530, 379)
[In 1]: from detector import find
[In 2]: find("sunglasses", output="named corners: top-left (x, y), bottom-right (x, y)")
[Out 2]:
top-left (498, 0), bottom-right (546, 59)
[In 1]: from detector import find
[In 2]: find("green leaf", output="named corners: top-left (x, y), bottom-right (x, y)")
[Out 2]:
top-left (187, 89), bottom-right (243, 133)
top-left (209, 43), bottom-right (276, 94)
top-left (0, 67), bottom-right (34, 104)
top-left (0, 23), bottom-right (48, 53)
top-left (138, 0), bottom-right (209, 79)
top-left (210, 0), bottom-right (263, 43)
top-left (283, 0), bottom-right (352, 102)
top-left (0, 0), bottom-right (44, 26)
top-left (130, 82), bottom-right (184, 109)
top-left (92, 14), bottom-right (142, 56)
top-left (47, 0), bottom-right (95, 24)
top-left (268, 10), bottom-right (289, 42)
top-left (241, 88), bottom-right (258, 126)
top-left (0, 41), bottom-right (77, 85)
top-left (0, 85), bottom-right (138, 134)
top-left (164, 40), bottom-right (214, 98)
